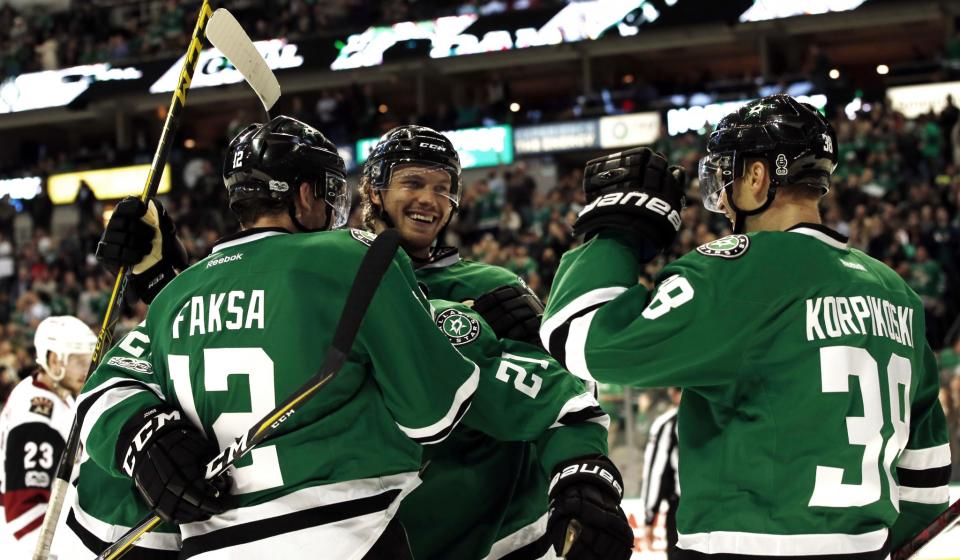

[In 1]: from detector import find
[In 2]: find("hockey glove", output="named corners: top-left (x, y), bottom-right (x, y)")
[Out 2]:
top-left (472, 284), bottom-right (545, 346)
top-left (117, 405), bottom-right (230, 524)
top-left (547, 455), bottom-right (633, 560)
top-left (574, 147), bottom-right (686, 261)
top-left (97, 196), bottom-right (188, 304)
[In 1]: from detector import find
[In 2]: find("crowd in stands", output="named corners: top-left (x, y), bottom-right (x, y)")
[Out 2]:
top-left (2, 96), bottom-right (960, 484)
top-left (0, 0), bottom-right (557, 79)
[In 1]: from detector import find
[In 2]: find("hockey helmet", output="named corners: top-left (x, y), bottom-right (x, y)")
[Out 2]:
top-left (223, 115), bottom-right (349, 229)
top-left (361, 125), bottom-right (462, 208)
top-left (698, 94), bottom-right (837, 215)
top-left (34, 316), bottom-right (96, 382)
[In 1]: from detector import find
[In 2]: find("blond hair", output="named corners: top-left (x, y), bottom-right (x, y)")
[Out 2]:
top-left (358, 176), bottom-right (384, 233)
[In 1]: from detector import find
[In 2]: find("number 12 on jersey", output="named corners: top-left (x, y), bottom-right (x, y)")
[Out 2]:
top-left (809, 345), bottom-right (910, 510)
top-left (169, 348), bottom-right (285, 495)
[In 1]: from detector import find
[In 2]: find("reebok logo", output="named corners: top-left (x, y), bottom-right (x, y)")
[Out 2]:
top-left (206, 253), bottom-right (243, 269)
top-left (580, 191), bottom-right (682, 231)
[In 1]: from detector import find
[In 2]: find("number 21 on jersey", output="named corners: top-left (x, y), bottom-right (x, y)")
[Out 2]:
top-left (809, 345), bottom-right (910, 510)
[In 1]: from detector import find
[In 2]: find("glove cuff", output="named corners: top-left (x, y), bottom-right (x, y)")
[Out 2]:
top-left (130, 262), bottom-right (178, 304)
top-left (549, 455), bottom-right (624, 502)
top-left (116, 404), bottom-right (190, 477)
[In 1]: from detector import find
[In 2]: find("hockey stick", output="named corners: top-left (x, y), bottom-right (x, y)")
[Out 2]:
top-left (97, 229), bottom-right (403, 560)
top-left (32, 3), bottom-right (214, 559)
top-left (206, 8), bottom-right (281, 116)
top-left (892, 498), bottom-right (960, 560)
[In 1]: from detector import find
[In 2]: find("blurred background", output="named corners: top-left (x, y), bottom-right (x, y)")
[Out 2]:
top-left (1, 0), bottom-right (960, 556)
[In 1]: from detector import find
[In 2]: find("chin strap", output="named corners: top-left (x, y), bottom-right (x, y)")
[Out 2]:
top-left (724, 183), bottom-right (778, 234)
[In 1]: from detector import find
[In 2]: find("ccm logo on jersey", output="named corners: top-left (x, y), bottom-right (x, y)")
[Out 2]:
top-left (580, 191), bottom-right (682, 231)
top-left (122, 409), bottom-right (182, 476)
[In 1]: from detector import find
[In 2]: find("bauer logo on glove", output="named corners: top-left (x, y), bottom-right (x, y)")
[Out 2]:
top-left (578, 189), bottom-right (682, 232)
top-left (574, 147), bottom-right (687, 261)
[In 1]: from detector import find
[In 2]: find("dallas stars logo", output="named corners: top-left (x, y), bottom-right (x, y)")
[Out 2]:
top-left (350, 229), bottom-right (377, 246)
top-left (746, 103), bottom-right (770, 118)
top-left (696, 234), bottom-right (750, 259)
top-left (436, 308), bottom-right (481, 346)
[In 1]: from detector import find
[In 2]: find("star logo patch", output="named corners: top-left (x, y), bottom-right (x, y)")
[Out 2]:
top-left (436, 308), bottom-right (481, 346)
top-left (696, 234), bottom-right (750, 259)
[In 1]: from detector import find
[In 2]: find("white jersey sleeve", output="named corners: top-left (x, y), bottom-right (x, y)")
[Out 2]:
top-left (0, 376), bottom-right (74, 554)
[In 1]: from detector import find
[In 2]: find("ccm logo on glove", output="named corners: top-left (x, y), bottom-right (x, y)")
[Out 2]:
top-left (122, 409), bottom-right (182, 476)
top-left (580, 191), bottom-right (682, 232)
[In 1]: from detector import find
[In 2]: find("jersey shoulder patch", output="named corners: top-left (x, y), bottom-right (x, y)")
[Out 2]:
top-left (107, 356), bottom-right (154, 375)
top-left (349, 228), bottom-right (376, 246)
top-left (696, 234), bottom-right (750, 259)
top-left (29, 396), bottom-right (54, 418)
top-left (435, 308), bottom-right (481, 346)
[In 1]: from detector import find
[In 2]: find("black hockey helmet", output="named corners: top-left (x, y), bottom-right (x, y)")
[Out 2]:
top-left (698, 94), bottom-right (837, 226)
top-left (361, 125), bottom-right (462, 208)
top-left (224, 115), bottom-right (349, 229)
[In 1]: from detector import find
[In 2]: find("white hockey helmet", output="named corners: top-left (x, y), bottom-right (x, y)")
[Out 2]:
top-left (34, 316), bottom-right (97, 381)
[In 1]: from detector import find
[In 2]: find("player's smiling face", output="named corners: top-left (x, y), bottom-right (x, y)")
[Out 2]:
top-left (377, 164), bottom-right (455, 257)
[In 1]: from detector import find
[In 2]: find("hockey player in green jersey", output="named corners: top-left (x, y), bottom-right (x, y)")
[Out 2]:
top-left (75, 125), bottom-right (629, 560)
top-left (541, 94), bottom-right (952, 559)
top-left (76, 116), bottom-right (480, 560)
top-left (53, 322), bottom-right (183, 560)
top-left (359, 126), bottom-right (632, 560)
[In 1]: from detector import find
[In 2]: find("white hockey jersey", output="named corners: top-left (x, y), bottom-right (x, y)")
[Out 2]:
top-left (0, 376), bottom-right (74, 557)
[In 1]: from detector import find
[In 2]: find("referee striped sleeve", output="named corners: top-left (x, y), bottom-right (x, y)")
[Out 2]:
top-left (640, 408), bottom-right (677, 524)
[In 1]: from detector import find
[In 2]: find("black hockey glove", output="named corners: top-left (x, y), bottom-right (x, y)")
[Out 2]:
top-left (547, 455), bottom-right (633, 560)
top-left (96, 196), bottom-right (188, 304)
top-left (117, 405), bottom-right (230, 524)
top-left (472, 284), bottom-right (545, 346)
top-left (574, 147), bottom-right (686, 261)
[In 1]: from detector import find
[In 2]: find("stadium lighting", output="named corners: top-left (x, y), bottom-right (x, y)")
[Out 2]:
top-left (184, 138), bottom-right (197, 149)
top-left (510, 102), bottom-right (521, 113)
top-left (829, 69), bottom-right (840, 80)
top-left (623, 74), bottom-right (635, 84)
top-left (378, 104), bottom-right (389, 114)
top-left (876, 64), bottom-right (889, 75)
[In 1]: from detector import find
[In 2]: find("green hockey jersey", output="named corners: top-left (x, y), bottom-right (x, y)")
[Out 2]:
top-left (542, 224), bottom-right (951, 558)
top-left (62, 322), bottom-right (179, 558)
top-left (76, 228), bottom-right (479, 559)
top-left (398, 300), bottom-right (608, 560)
top-left (405, 249), bottom-right (608, 560)
top-left (415, 247), bottom-right (529, 303)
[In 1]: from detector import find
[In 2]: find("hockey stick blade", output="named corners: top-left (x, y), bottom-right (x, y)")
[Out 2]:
top-left (892, 497), bottom-right (960, 560)
top-left (97, 229), bottom-right (402, 560)
top-left (206, 8), bottom-right (281, 113)
top-left (32, 3), bottom-right (214, 559)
